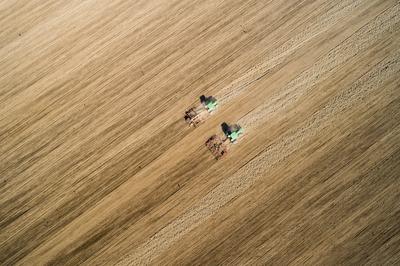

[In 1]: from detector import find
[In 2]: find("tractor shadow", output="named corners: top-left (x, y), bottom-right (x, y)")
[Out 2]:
top-left (221, 122), bottom-right (231, 137)
top-left (200, 95), bottom-right (207, 104)
top-left (200, 95), bottom-right (216, 104)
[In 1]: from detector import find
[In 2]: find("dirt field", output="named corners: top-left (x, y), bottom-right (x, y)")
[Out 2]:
top-left (1, 0), bottom-right (400, 265)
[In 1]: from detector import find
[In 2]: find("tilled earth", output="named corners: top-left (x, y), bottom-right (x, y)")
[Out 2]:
top-left (0, 0), bottom-right (399, 265)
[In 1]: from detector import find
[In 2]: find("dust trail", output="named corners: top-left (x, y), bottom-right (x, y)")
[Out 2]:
top-left (118, 8), bottom-right (400, 265)
top-left (239, 4), bottom-right (400, 130)
top-left (217, 0), bottom-right (364, 105)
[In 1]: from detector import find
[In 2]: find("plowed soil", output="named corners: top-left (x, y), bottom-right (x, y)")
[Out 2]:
top-left (1, 0), bottom-right (400, 265)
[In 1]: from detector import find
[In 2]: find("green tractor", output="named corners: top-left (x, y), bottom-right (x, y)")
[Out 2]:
top-left (206, 123), bottom-right (244, 160)
top-left (223, 123), bottom-right (244, 144)
top-left (185, 96), bottom-right (218, 127)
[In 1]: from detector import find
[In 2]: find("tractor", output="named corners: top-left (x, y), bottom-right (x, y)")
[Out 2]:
top-left (205, 123), bottom-right (244, 160)
top-left (184, 96), bottom-right (218, 127)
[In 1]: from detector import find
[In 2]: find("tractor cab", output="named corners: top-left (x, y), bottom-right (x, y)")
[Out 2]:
top-left (228, 127), bottom-right (244, 143)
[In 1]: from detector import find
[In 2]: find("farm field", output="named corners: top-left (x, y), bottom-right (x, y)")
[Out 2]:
top-left (1, 0), bottom-right (400, 265)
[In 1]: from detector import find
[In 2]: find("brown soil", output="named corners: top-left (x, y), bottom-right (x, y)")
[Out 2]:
top-left (1, 0), bottom-right (399, 265)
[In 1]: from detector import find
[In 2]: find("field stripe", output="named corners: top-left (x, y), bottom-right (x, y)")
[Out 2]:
top-left (239, 3), bottom-right (400, 130)
top-left (216, 0), bottom-right (365, 105)
top-left (118, 6), bottom-right (400, 264)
